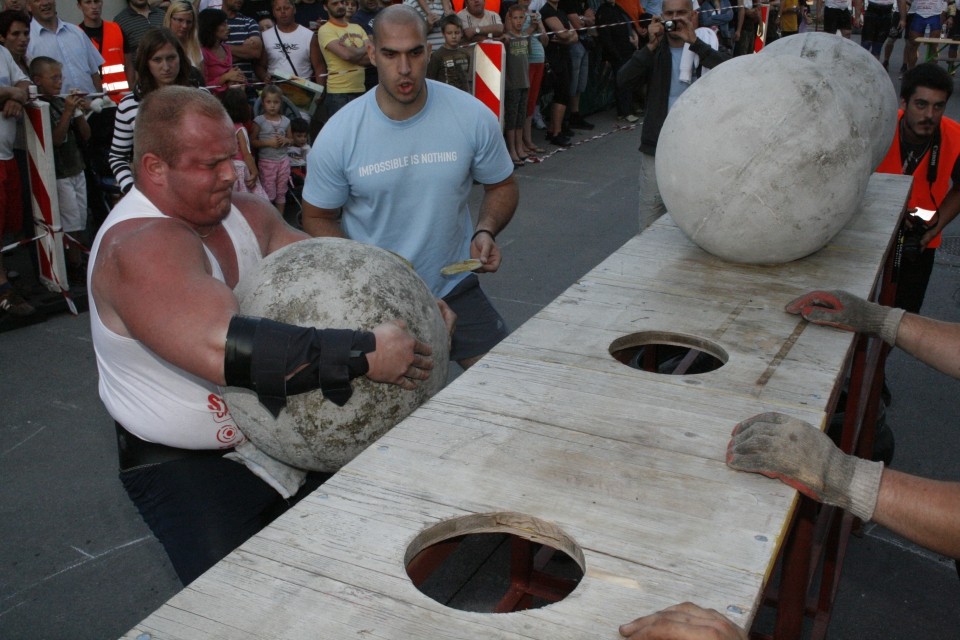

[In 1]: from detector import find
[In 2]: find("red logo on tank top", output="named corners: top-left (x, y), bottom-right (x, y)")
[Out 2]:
top-left (208, 393), bottom-right (244, 445)
top-left (208, 393), bottom-right (230, 421)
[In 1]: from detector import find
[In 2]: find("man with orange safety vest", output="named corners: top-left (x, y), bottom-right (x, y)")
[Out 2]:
top-left (77, 0), bottom-right (130, 104)
top-left (876, 63), bottom-right (960, 314)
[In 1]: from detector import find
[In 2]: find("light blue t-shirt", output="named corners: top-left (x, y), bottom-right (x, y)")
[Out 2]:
top-left (668, 46), bottom-right (685, 110)
top-left (303, 80), bottom-right (514, 298)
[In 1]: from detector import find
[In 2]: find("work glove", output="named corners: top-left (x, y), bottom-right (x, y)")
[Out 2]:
top-left (225, 440), bottom-right (307, 499)
top-left (726, 412), bottom-right (883, 522)
top-left (785, 290), bottom-right (905, 346)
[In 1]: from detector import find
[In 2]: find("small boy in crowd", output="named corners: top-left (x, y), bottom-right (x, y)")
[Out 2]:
top-left (287, 117), bottom-right (311, 180)
top-left (30, 56), bottom-right (91, 286)
top-left (503, 4), bottom-right (530, 166)
top-left (427, 14), bottom-right (472, 93)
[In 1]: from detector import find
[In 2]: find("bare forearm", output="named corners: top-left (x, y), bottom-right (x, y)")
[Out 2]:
top-left (53, 111), bottom-right (73, 146)
top-left (302, 202), bottom-right (347, 238)
top-left (229, 38), bottom-right (263, 62)
top-left (873, 469), bottom-right (960, 558)
top-left (894, 313), bottom-right (960, 378)
top-left (476, 178), bottom-right (518, 236)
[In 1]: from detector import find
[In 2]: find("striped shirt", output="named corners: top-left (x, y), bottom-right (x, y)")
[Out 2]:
top-left (226, 13), bottom-right (262, 84)
top-left (113, 6), bottom-right (165, 55)
top-left (108, 92), bottom-right (139, 192)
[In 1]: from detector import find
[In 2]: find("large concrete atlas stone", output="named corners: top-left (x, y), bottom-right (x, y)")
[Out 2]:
top-left (762, 33), bottom-right (898, 168)
top-left (225, 238), bottom-right (449, 472)
top-left (656, 33), bottom-right (897, 264)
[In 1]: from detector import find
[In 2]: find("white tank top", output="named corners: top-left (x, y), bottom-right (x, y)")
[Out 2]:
top-left (88, 188), bottom-right (262, 449)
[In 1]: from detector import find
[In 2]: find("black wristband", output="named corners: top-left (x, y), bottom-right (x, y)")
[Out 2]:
top-left (224, 316), bottom-right (378, 416)
top-left (346, 331), bottom-right (376, 378)
top-left (471, 229), bottom-right (495, 242)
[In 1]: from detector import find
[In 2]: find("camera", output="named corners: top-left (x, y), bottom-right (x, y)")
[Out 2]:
top-left (663, 19), bottom-right (677, 32)
top-left (899, 213), bottom-right (935, 262)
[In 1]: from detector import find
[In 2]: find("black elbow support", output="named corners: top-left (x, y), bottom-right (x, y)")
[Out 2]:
top-left (224, 315), bottom-right (377, 417)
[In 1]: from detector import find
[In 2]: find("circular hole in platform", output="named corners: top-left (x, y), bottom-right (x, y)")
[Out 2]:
top-left (610, 331), bottom-right (728, 375)
top-left (405, 512), bottom-right (585, 613)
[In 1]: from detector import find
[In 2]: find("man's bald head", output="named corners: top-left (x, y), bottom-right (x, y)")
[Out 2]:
top-left (134, 86), bottom-right (229, 176)
top-left (371, 4), bottom-right (427, 42)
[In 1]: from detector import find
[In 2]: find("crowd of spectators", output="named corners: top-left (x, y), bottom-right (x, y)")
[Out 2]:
top-left (0, 0), bottom-right (900, 319)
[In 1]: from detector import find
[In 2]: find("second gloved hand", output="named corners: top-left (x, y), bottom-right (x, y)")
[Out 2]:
top-left (726, 412), bottom-right (883, 521)
top-left (785, 290), bottom-right (905, 346)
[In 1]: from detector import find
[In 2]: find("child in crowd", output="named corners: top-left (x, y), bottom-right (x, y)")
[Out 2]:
top-left (287, 117), bottom-right (311, 181)
top-left (221, 87), bottom-right (268, 199)
top-left (427, 14), bottom-right (471, 93)
top-left (503, 4), bottom-right (530, 167)
top-left (251, 84), bottom-right (292, 212)
top-left (30, 56), bottom-right (91, 286)
top-left (517, 0), bottom-right (548, 156)
top-left (407, 0), bottom-right (453, 50)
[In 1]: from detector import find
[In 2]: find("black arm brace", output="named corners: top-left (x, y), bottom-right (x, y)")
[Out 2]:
top-left (224, 315), bottom-right (377, 417)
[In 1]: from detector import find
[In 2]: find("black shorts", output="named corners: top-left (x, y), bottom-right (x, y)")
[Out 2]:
top-left (545, 43), bottom-right (571, 105)
top-left (861, 3), bottom-right (895, 43)
top-left (442, 273), bottom-right (509, 362)
top-left (823, 7), bottom-right (852, 33)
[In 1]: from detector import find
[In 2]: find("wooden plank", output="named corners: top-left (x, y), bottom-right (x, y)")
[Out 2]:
top-left (122, 173), bottom-right (911, 639)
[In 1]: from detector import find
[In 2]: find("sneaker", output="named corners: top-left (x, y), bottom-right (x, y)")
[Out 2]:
top-left (618, 114), bottom-right (640, 124)
top-left (532, 109), bottom-right (547, 130)
top-left (568, 114), bottom-right (595, 130)
top-left (547, 133), bottom-right (572, 147)
top-left (0, 286), bottom-right (35, 316)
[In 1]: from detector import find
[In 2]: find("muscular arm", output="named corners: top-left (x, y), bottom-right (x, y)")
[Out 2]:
top-left (0, 82), bottom-right (28, 118)
top-left (471, 175), bottom-right (519, 272)
top-left (873, 468), bottom-right (960, 558)
top-left (475, 175), bottom-right (518, 238)
top-left (893, 312), bottom-right (960, 378)
top-left (310, 36), bottom-right (327, 86)
top-left (302, 201), bottom-right (347, 238)
top-left (543, 15), bottom-right (577, 43)
top-left (229, 35), bottom-right (264, 63)
top-left (325, 38), bottom-right (370, 65)
top-left (94, 219), bottom-right (244, 385)
top-left (922, 185), bottom-right (960, 246)
top-left (94, 192), bottom-right (306, 385)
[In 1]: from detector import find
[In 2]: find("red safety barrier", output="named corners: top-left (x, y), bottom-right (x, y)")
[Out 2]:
top-left (24, 98), bottom-right (76, 312)
top-left (473, 39), bottom-right (505, 130)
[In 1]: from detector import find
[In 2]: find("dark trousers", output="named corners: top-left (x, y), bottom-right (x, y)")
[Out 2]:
top-left (120, 452), bottom-right (328, 585)
top-left (894, 247), bottom-right (936, 314)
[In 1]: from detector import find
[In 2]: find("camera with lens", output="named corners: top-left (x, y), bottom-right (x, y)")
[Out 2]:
top-left (899, 210), bottom-right (936, 262)
top-left (663, 19), bottom-right (677, 32)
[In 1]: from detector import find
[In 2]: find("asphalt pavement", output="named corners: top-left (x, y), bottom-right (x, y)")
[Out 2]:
top-left (3, 46), bottom-right (960, 639)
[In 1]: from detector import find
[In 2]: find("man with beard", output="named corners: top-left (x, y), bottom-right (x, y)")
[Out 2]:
top-left (876, 63), bottom-right (960, 314)
top-left (317, 0), bottom-right (370, 116)
top-left (302, 5), bottom-right (518, 369)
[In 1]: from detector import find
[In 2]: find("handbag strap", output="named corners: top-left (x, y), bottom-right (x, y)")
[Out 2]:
top-left (273, 25), bottom-right (300, 76)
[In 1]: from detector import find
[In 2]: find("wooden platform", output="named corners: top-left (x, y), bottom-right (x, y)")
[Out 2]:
top-left (122, 173), bottom-right (912, 639)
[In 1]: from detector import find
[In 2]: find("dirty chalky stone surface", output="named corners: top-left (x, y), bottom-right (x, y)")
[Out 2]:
top-left (225, 237), bottom-right (449, 472)
top-left (656, 33), bottom-right (897, 264)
